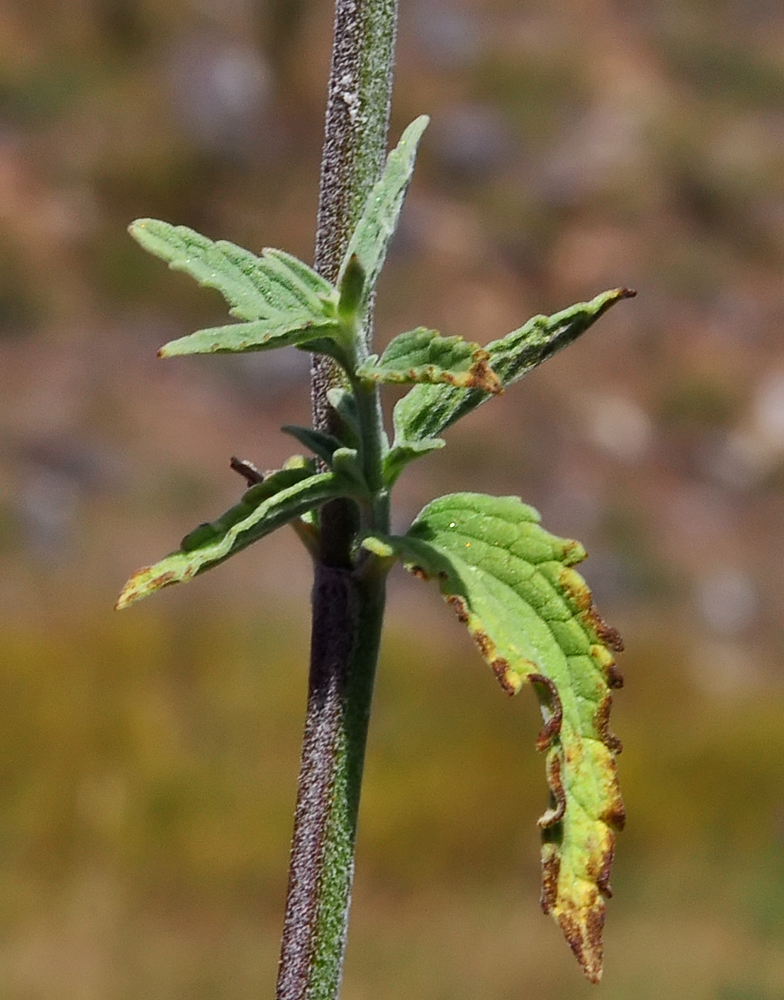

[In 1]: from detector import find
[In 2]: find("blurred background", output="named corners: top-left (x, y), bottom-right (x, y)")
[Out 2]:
top-left (1, 0), bottom-right (784, 997)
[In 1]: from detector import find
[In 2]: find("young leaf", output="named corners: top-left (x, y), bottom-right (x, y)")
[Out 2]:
top-left (363, 493), bottom-right (624, 983)
top-left (129, 219), bottom-right (335, 321)
top-left (393, 288), bottom-right (634, 448)
top-left (158, 317), bottom-right (345, 360)
top-left (281, 425), bottom-right (344, 465)
top-left (337, 254), bottom-right (366, 325)
top-left (116, 462), bottom-right (355, 609)
top-left (326, 388), bottom-right (361, 448)
top-left (357, 327), bottom-right (502, 393)
top-left (338, 116), bottom-right (429, 309)
top-left (382, 436), bottom-right (445, 487)
top-left (330, 447), bottom-right (369, 496)
top-left (263, 248), bottom-right (336, 313)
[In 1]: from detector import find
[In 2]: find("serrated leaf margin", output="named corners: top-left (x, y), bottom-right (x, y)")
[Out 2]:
top-left (116, 468), bottom-right (350, 608)
top-left (392, 288), bottom-right (635, 449)
top-left (357, 327), bottom-right (502, 393)
top-left (363, 492), bottom-right (625, 983)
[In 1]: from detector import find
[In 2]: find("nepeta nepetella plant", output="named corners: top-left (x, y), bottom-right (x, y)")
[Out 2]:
top-left (117, 116), bottom-right (631, 984)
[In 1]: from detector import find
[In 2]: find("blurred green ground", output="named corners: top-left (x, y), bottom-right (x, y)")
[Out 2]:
top-left (3, 602), bottom-right (784, 999)
top-left (2, 0), bottom-right (784, 997)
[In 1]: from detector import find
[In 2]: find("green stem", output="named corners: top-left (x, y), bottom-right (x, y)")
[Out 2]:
top-left (276, 1), bottom-right (398, 998)
top-left (351, 377), bottom-right (389, 525)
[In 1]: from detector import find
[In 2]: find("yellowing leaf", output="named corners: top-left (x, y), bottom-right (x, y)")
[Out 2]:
top-left (364, 492), bottom-right (625, 982)
top-left (393, 288), bottom-right (635, 448)
top-left (357, 327), bottom-right (502, 393)
top-left (117, 464), bottom-right (352, 609)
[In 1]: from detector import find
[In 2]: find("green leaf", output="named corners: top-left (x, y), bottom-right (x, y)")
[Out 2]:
top-left (382, 436), bottom-right (445, 487)
top-left (326, 388), bottom-right (361, 448)
top-left (129, 219), bottom-right (335, 321)
top-left (357, 327), bottom-right (502, 393)
top-left (337, 254), bottom-right (366, 324)
top-left (281, 425), bottom-right (344, 465)
top-left (158, 317), bottom-right (344, 359)
top-left (279, 429), bottom-right (367, 494)
top-left (129, 219), bottom-right (350, 360)
top-left (116, 461), bottom-right (354, 608)
top-left (339, 116), bottom-right (429, 310)
top-left (364, 492), bottom-right (624, 983)
top-left (393, 288), bottom-right (635, 447)
top-left (330, 447), bottom-right (369, 495)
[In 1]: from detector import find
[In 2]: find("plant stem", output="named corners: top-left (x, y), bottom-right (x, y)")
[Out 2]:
top-left (351, 378), bottom-right (390, 525)
top-left (276, 2), bottom-right (398, 999)
top-left (276, 568), bottom-right (386, 1000)
top-left (312, 0), bottom-right (399, 435)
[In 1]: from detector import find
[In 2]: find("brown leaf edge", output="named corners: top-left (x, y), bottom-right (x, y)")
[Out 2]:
top-left (408, 560), bottom-right (625, 983)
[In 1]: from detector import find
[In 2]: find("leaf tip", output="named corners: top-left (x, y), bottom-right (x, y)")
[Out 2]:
top-left (540, 851), bottom-right (607, 984)
top-left (114, 572), bottom-right (145, 610)
top-left (338, 253), bottom-right (366, 320)
top-left (361, 536), bottom-right (395, 559)
top-left (559, 907), bottom-right (606, 984)
top-left (395, 115), bottom-right (430, 160)
top-left (157, 338), bottom-right (187, 359)
top-left (128, 218), bottom-right (159, 249)
top-left (115, 566), bottom-right (178, 609)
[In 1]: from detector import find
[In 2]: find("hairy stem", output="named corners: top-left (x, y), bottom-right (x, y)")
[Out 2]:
top-left (276, 568), bottom-right (386, 1000)
top-left (312, 0), bottom-right (398, 434)
top-left (276, 1), bottom-right (398, 998)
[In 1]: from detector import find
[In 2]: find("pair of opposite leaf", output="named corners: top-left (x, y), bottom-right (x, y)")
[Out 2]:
top-left (117, 115), bottom-right (632, 984)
